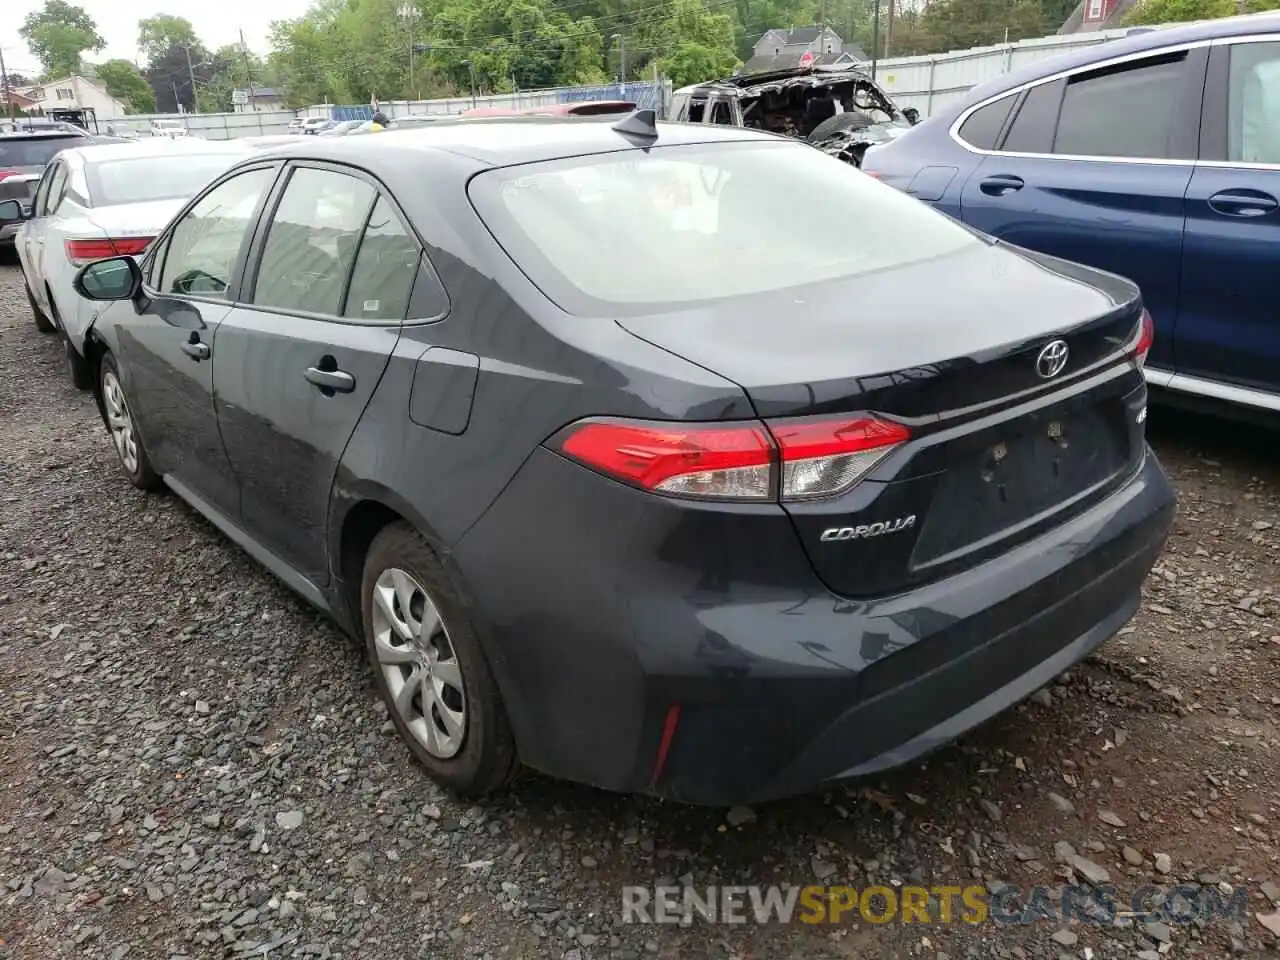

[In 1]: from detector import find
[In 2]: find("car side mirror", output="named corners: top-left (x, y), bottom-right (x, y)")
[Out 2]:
top-left (74, 255), bottom-right (143, 301)
top-left (903, 107), bottom-right (921, 125)
top-left (0, 199), bottom-right (29, 224)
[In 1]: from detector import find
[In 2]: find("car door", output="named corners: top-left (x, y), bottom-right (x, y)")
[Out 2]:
top-left (16, 164), bottom-right (55, 291)
top-left (958, 46), bottom-right (1208, 372)
top-left (1175, 36), bottom-right (1280, 406)
top-left (212, 163), bottom-right (409, 586)
top-left (111, 163), bottom-right (281, 519)
top-left (22, 159), bottom-right (67, 313)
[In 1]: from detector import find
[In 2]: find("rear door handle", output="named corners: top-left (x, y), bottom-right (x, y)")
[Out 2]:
top-left (305, 366), bottom-right (356, 393)
top-left (1207, 189), bottom-right (1278, 218)
top-left (181, 338), bottom-right (210, 361)
top-left (979, 174), bottom-right (1025, 196)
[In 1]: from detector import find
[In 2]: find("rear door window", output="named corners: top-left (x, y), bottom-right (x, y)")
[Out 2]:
top-left (1227, 40), bottom-right (1280, 163)
top-left (957, 92), bottom-right (1017, 150)
top-left (251, 167), bottom-right (376, 317)
top-left (0, 135), bottom-right (82, 168)
top-left (1001, 81), bottom-right (1064, 154)
top-left (1052, 53), bottom-right (1188, 159)
top-left (342, 197), bottom-right (423, 322)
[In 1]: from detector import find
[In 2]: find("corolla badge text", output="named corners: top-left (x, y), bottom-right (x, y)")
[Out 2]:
top-left (820, 516), bottom-right (917, 542)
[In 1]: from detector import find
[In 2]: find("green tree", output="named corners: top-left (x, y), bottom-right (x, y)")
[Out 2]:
top-left (19, 1), bottom-right (105, 78)
top-left (656, 41), bottom-right (739, 85)
top-left (1124, 0), bottom-right (1280, 24)
top-left (97, 58), bottom-right (156, 112)
top-left (138, 15), bottom-right (201, 65)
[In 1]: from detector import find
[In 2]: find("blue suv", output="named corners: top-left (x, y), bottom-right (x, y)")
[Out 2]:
top-left (862, 13), bottom-right (1280, 418)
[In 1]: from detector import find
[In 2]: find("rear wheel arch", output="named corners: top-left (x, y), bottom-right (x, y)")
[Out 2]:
top-left (333, 490), bottom-right (451, 632)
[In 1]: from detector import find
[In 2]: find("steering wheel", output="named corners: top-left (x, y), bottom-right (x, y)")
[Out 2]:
top-left (852, 89), bottom-right (881, 112)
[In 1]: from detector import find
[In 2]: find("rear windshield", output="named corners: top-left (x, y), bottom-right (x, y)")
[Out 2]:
top-left (86, 152), bottom-right (247, 207)
top-left (468, 140), bottom-right (979, 314)
top-left (0, 136), bottom-right (84, 167)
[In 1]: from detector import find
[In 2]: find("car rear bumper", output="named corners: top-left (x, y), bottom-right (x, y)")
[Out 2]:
top-left (453, 444), bottom-right (1175, 806)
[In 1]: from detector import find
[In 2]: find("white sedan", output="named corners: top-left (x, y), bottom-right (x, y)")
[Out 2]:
top-left (4, 138), bottom-right (257, 388)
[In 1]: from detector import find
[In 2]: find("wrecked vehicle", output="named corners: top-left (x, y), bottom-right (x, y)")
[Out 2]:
top-left (668, 64), bottom-right (920, 167)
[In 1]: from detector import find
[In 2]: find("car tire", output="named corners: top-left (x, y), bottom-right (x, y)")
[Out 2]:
top-left (361, 522), bottom-right (519, 797)
top-left (65, 338), bottom-right (93, 390)
top-left (26, 281), bottom-right (56, 334)
top-left (807, 110), bottom-right (873, 144)
top-left (98, 351), bottom-right (163, 491)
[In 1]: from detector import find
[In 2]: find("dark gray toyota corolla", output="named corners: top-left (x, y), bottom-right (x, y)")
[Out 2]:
top-left (65, 113), bottom-right (1175, 805)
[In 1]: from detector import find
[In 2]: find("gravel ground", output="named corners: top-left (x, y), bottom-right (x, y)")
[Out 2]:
top-left (1, 256), bottom-right (1279, 960)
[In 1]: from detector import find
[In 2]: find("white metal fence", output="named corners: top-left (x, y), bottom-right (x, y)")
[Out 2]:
top-left (871, 26), bottom-right (1161, 118)
top-left (106, 80), bottom-right (672, 140)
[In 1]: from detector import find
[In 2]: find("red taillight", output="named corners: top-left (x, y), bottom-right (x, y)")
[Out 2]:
top-left (862, 169), bottom-right (884, 179)
top-left (65, 236), bottom-right (153, 265)
top-left (1133, 309), bottom-right (1154, 368)
top-left (0, 170), bottom-right (18, 182)
top-left (558, 419), bottom-right (775, 500)
top-left (768, 416), bottom-right (911, 500)
top-left (554, 414), bottom-right (909, 502)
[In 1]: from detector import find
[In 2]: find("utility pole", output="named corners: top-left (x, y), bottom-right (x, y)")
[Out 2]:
top-left (0, 45), bottom-right (14, 122)
top-left (239, 30), bottom-right (256, 108)
top-left (884, 0), bottom-right (895, 59)
top-left (399, 5), bottom-right (417, 100)
top-left (183, 45), bottom-right (198, 114)
top-left (171, 79), bottom-right (182, 114)
top-left (871, 0), bottom-right (880, 80)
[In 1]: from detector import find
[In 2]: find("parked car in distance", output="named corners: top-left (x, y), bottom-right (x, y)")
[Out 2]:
top-left (300, 117), bottom-right (335, 134)
top-left (150, 119), bottom-right (190, 139)
top-left (2, 137), bottom-right (257, 388)
top-left (319, 119), bottom-right (366, 136)
top-left (0, 130), bottom-right (95, 253)
top-left (55, 115), bottom-right (1174, 806)
top-left (862, 12), bottom-right (1280, 418)
top-left (669, 64), bottom-right (920, 166)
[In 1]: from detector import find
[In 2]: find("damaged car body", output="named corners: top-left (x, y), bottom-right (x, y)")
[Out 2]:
top-left (668, 64), bottom-right (920, 166)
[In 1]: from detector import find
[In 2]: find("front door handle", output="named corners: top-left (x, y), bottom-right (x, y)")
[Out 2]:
top-left (181, 337), bottom-right (210, 361)
top-left (979, 174), bottom-right (1025, 196)
top-left (1207, 188), bottom-right (1278, 218)
top-left (305, 366), bottom-right (356, 393)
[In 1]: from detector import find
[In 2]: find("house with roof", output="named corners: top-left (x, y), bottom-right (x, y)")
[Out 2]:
top-left (742, 26), bottom-right (868, 74)
top-left (232, 87), bottom-right (286, 113)
top-left (1, 85), bottom-right (37, 113)
top-left (16, 74), bottom-right (126, 121)
top-left (1058, 0), bottom-right (1143, 33)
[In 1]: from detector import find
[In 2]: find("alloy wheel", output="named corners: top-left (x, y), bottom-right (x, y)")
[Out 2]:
top-left (102, 371), bottom-right (139, 474)
top-left (371, 567), bottom-right (467, 759)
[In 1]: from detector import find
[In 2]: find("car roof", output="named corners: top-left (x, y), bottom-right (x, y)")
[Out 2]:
top-left (674, 64), bottom-right (877, 97)
top-left (948, 10), bottom-right (1280, 114)
top-left (247, 114), bottom-right (779, 167)
top-left (0, 129), bottom-right (89, 141)
top-left (59, 139), bottom-right (257, 164)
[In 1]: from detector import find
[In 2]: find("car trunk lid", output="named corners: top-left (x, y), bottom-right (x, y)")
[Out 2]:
top-left (616, 242), bottom-right (1148, 596)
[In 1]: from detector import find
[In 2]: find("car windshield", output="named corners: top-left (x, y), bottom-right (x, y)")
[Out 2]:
top-left (468, 140), bottom-right (979, 314)
top-left (87, 152), bottom-right (247, 206)
top-left (0, 136), bottom-right (84, 167)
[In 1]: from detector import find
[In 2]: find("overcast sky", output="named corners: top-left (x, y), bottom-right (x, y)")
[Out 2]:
top-left (1, 0), bottom-right (316, 77)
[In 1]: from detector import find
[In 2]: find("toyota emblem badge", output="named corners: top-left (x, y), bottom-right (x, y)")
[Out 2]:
top-left (1035, 339), bottom-right (1070, 379)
